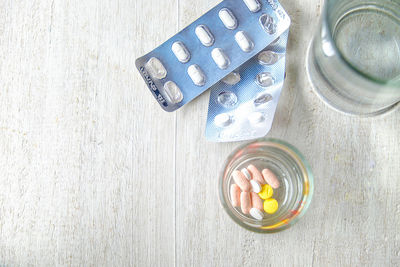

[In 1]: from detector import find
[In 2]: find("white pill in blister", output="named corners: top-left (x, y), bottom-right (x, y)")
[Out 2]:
top-left (163, 81), bottom-right (183, 104)
top-left (248, 112), bottom-right (265, 125)
top-left (195, 25), bottom-right (214, 47)
top-left (243, 0), bottom-right (261, 13)
top-left (211, 48), bottom-right (230, 69)
top-left (219, 8), bottom-right (238, 30)
top-left (250, 180), bottom-right (261, 193)
top-left (187, 64), bottom-right (206, 86)
top-left (241, 168), bottom-right (251, 180)
top-left (172, 41), bottom-right (190, 63)
top-left (235, 31), bottom-right (254, 52)
top-left (222, 72), bottom-right (241, 85)
top-left (250, 208), bottom-right (264, 220)
top-left (214, 113), bottom-right (232, 127)
top-left (145, 57), bottom-right (167, 79)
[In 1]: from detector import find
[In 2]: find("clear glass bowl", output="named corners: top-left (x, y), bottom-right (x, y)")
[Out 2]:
top-left (219, 139), bottom-right (314, 233)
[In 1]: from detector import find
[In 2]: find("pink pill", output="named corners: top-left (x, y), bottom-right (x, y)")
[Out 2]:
top-left (230, 184), bottom-right (241, 207)
top-left (240, 192), bottom-right (251, 214)
top-left (247, 164), bottom-right (266, 185)
top-left (232, 170), bottom-right (251, 192)
top-left (262, 168), bottom-right (280, 189)
top-left (251, 192), bottom-right (264, 211)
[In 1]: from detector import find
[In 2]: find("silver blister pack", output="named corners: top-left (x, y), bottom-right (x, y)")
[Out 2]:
top-left (135, 0), bottom-right (290, 142)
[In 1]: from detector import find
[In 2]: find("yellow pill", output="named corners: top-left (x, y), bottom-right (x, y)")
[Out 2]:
top-left (258, 184), bottom-right (273, 200)
top-left (263, 198), bottom-right (279, 214)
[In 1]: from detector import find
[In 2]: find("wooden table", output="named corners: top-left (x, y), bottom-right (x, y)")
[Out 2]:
top-left (0, 0), bottom-right (399, 266)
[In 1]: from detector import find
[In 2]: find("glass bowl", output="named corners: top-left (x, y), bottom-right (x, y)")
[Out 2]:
top-left (219, 138), bottom-right (314, 233)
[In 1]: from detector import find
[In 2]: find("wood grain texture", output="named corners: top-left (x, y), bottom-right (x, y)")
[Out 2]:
top-left (0, 0), bottom-right (399, 266)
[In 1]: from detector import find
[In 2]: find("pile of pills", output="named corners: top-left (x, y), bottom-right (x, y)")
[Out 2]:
top-left (230, 164), bottom-right (280, 220)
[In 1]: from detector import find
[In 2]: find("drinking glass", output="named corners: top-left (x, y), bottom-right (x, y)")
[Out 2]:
top-left (307, 0), bottom-right (400, 116)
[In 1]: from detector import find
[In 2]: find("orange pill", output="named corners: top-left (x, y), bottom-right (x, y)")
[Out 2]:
top-left (262, 168), bottom-right (280, 189)
top-left (247, 164), bottom-right (266, 185)
top-left (230, 184), bottom-right (241, 207)
top-left (240, 192), bottom-right (251, 214)
top-left (232, 170), bottom-right (251, 192)
top-left (251, 192), bottom-right (263, 211)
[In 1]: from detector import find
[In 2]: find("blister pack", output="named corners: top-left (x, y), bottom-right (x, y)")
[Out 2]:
top-left (205, 30), bottom-right (288, 142)
top-left (135, 0), bottom-right (291, 112)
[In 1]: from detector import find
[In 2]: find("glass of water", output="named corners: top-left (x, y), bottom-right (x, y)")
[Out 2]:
top-left (307, 0), bottom-right (400, 116)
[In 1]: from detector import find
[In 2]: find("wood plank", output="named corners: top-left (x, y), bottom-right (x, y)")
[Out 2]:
top-left (0, 0), bottom-right (177, 266)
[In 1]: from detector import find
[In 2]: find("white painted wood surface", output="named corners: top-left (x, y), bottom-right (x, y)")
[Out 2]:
top-left (0, 0), bottom-right (399, 266)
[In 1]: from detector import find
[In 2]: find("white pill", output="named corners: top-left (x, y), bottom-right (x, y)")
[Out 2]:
top-left (243, 0), bottom-right (261, 13)
top-left (163, 81), bottom-right (183, 104)
top-left (211, 48), bottom-right (230, 69)
top-left (250, 208), bottom-right (264, 220)
top-left (222, 72), bottom-right (241, 85)
top-left (250, 180), bottom-right (261, 193)
top-left (214, 113), bottom-right (232, 127)
top-left (172, 41), bottom-right (190, 63)
top-left (248, 112), bottom-right (265, 125)
top-left (235, 31), bottom-right (254, 52)
top-left (187, 64), bottom-right (206, 86)
top-left (145, 57), bottom-right (167, 79)
top-left (241, 168), bottom-right (251, 180)
top-left (219, 8), bottom-right (238, 30)
top-left (195, 25), bottom-right (214, 47)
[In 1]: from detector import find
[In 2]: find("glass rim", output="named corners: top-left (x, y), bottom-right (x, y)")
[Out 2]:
top-left (218, 138), bottom-right (314, 233)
